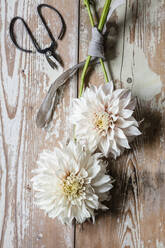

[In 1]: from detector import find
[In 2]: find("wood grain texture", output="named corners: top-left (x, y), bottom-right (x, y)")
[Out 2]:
top-left (0, 0), bottom-right (165, 247)
top-left (0, 0), bottom-right (79, 247)
top-left (76, 0), bottom-right (165, 248)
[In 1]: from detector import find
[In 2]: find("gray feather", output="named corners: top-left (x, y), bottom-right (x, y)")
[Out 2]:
top-left (36, 60), bottom-right (89, 128)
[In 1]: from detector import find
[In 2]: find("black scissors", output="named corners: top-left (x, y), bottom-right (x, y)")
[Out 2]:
top-left (9, 4), bottom-right (66, 69)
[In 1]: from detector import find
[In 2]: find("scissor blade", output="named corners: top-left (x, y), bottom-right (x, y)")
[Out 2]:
top-left (45, 53), bottom-right (58, 69)
top-left (52, 52), bottom-right (64, 67)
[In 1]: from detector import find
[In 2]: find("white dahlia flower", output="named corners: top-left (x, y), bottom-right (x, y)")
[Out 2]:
top-left (31, 141), bottom-right (113, 225)
top-left (70, 83), bottom-right (141, 159)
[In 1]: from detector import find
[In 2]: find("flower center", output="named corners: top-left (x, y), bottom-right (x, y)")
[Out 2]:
top-left (94, 112), bottom-right (110, 131)
top-left (63, 173), bottom-right (85, 199)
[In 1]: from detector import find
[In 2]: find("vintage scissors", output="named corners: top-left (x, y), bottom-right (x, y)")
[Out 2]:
top-left (9, 4), bottom-right (66, 69)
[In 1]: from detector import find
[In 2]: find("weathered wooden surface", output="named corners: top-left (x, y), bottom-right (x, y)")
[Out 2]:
top-left (0, 0), bottom-right (78, 247)
top-left (0, 0), bottom-right (165, 248)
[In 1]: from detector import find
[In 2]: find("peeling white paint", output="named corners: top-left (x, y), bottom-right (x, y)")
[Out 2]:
top-left (1, 0), bottom-right (165, 247)
top-left (125, 46), bottom-right (162, 100)
top-left (0, 0), bottom-right (79, 246)
top-left (108, 1), bottom-right (163, 101)
top-left (81, 0), bottom-right (163, 101)
top-left (156, 240), bottom-right (165, 248)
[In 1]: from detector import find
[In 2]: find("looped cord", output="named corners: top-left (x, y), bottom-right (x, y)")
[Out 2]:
top-left (88, 27), bottom-right (105, 59)
top-left (88, 0), bottom-right (125, 59)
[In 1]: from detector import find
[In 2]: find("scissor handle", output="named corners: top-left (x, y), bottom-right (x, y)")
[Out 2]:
top-left (9, 17), bottom-right (41, 53)
top-left (37, 4), bottom-right (66, 43)
top-left (9, 4), bottom-right (66, 62)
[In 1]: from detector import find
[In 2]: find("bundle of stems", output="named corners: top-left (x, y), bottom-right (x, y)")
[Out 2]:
top-left (79, 0), bottom-right (112, 97)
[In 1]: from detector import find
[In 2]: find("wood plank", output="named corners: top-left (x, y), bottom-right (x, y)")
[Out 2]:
top-left (1, 0), bottom-right (165, 247)
top-left (76, 0), bottom-right (165, 247)
top-left (0, 0), bottom-right (79, 247)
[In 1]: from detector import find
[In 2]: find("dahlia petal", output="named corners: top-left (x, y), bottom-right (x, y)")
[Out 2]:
top-left (67, 205), bottom-right (72, 218)
top-left (82, 203), bottom-right (91, 218)
top-left (99, 137), bottom-right (110, 157)
top-left (70, 84), bottom-right (141, 159)
top-left (32, 141), bottom-right (113, 224)
top-left (119, 90), bottom-right (132, 109)
top-left (117, 117), bottom-right (137, 128)
top-left (89, 84), bottom-right (97, 93)
top-left (92, 175), bottom-right (111, 186)
top-left (126, 97), bottom-right (137, 110)
top-left (85, 194), bottom-right (99, 209)
top-left (79, 168), bottom-right (88, 178)
top-left (120, 109), bottom-right (133, 119)
top-left (108, 129), bottom-right (115, 140)
top-left (115, 127), bottom-right (127, 139)
top-left (127, 116), bottom-right (139, 127)
top-left (120, 89), bottom-right (131, 100)
top-left (116, 137), bottom-right (130, 149)
top-left (86, 200), bottom-right (99, 209)
top-left (98, 203), bottom-right (109, 210)
top-left (112, 88), bottom-right (125, 99)
top-left (111, 140), bottom-right (117, 151)
top-left (110, 104), bottom-right (119, 115)
top-left (87, 164), bottom-right (101, 179)
top-left (110, 97), bottom-right (119, 108)
top-left (96, 183), bottom-right (113, 193)
top-left (124, 126), bottom-right (141, 136)
top-left (110, 150), bottom-right (118, 159)
top-left (101, 81), bottom-right (113, 95)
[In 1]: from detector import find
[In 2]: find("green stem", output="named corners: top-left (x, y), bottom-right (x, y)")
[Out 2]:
top-left (84, 0), bottom-right (95, 27)
top-left (79, 0), bottom-right (111, 97)
top-left (100, 58), bottom-right (109, 82)
top-left (98, 0), bottom-right (111, 31)
top-left (98, 0), bottom-right (111, 84)
top-left (79, 56), bottom-right (91, 97)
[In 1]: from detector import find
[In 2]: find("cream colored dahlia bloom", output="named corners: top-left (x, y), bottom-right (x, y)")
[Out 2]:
top-left (71, 83), bottom-right (141, 159)
top-left (31, 141), bottom-right (113, 225)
